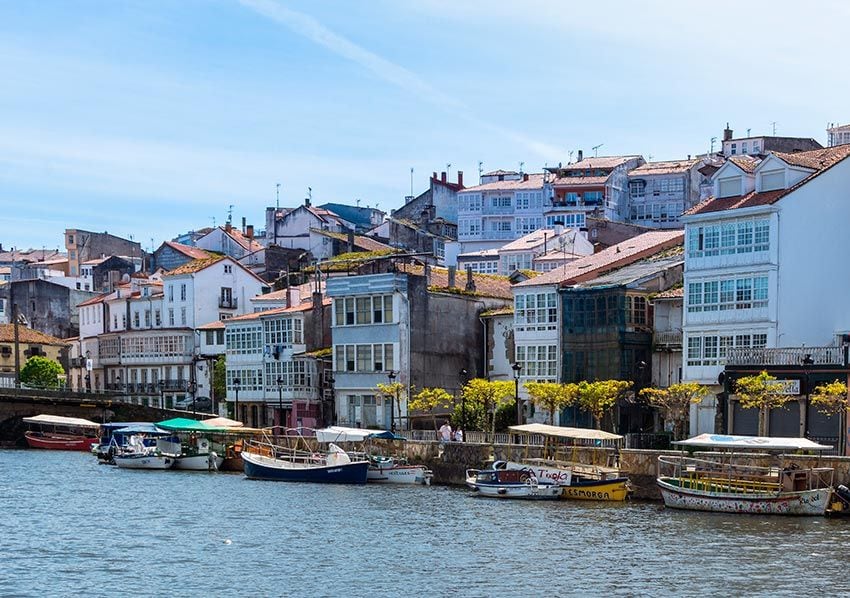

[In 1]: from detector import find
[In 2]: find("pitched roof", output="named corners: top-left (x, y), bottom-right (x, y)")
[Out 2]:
top-left (225, 299), bottom-right (330, 322)
top-left (500, 228), bottom-right (577, 252)
top-left (515, 230), bottom-right (684, 288)
top-left (197, 319), bottom-right (226, 330)
top-left (165, 255), bottom-right (227, 276)
top-left (551, 175), bottom-right (610, 187)
top-left (398, 264), bottom-right (513, 300)
top-left (560, 155), bottom-right (642, 170)
top-left (222, 226), bottom-right (263, 253)
top-left (482, 169), bottom-right (518, 176)
top-left (460, 173), bottom-right (546, 193)
top-left (77, 292), bottom-right (112, 307)
top-left (629, 159), bottom-right (699, 176)
top-left (162, 241), bottom-right (211, 260)
top-left (253, 281), bottom-right (326, 302)
top-left (655, 286), bottom-right (684, 299)
top-left (0, 324), bottom-right (70, 346)
top-left (686, 146), bottom-right (850, 216)
top-left (726, 155), bottom-right (761, 174)
top-left (310, 228), bottom-right (393, 252)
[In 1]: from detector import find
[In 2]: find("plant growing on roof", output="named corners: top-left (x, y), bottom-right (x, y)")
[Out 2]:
top-left (409, 387), bottom-right (454, 432)
top-left (640, 382), bottom-right (711, 440)
top-left (576, 380), bottom-right (633, 431)
top-left (734, 371), bottom-right (796, 436)
top-left (20, 355), bottom-right (64, 389)
top-left (524, 381), bottom-right (579, 426)
top-left (809, 380), bottom-right (849, 416)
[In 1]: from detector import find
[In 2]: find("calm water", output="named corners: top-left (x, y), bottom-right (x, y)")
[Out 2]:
top-left (2, 450), bottom-right (849, 597)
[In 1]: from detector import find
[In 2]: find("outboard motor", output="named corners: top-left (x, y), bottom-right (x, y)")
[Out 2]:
top-left (835, 484), bottom-right (850, 505)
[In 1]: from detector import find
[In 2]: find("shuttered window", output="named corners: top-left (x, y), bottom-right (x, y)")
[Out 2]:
top-left (760, 170), bottom-right (784, 191)
top-left (717, 177), bottom-right (741, 198)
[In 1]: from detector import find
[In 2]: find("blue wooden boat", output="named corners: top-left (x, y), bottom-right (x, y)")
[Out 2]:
top-left (241, 440), bottom-right (369, 484)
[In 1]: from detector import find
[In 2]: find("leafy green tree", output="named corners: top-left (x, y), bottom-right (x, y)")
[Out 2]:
top-left (640, 382), bottom-right (711, 440)
top-left (809, 380), bottom-right (849, 416)
top-left (409, 387), bottom-right (454, 431)
top-left (20, 355), bottom-right (64, 389)
top-left (461, 379), bottom-right (516, 439)
top-left (525, 381), bottom-right (579, 425)
top-left (576, 379), bottom-right (633, 431)
top-left (735, 371), bottom-right (795, 436)
top-left (375, 382), bottom-right (407, 430)
top-left (494, 401), bottom-right (518, 432)
top-left (212, 356), bottom-right (226, 405)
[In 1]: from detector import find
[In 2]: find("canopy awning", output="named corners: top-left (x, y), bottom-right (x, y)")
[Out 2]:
top-left (22, 414), bottom-right (100, 429)
top-left (315, 426), bottom-right (405, 443)
top-left (508, 423), bottom-right (623, 441)
top-left (113, 424), bottom-right (170, 435)
top-left (202, 417), bottom-right (243, 428)
top-left (100, 421), bottom-right (153, 431)
top-left (673, 434), bottom-right (832, 451)
top-left (155, 417), bottom-right (227, 432)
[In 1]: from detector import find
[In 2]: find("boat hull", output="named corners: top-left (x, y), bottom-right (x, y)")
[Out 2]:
top-left (367, 464), bottom-right (432, 485)
top-left (473, 483), bottom-right (562, 500)
top-left (562, 477), bottom-right (631, 501)
top-left (173, 453), bottom-right (225, 471)
top-left (242, 451), bottom-right (369, 484)
top-left (657, 478), bottom-right (831, 516)
top-left (113, 454), bottom-right (175, 470)
top-left (25, 431), bottom-right (98, 451)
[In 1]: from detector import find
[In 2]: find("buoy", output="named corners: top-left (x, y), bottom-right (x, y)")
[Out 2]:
top-left (223, 539), bottom-right (232, 545)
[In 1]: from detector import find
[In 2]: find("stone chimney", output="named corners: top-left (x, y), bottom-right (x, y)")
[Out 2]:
top-left (457, 171), bottom-right (464, 187)
top-left (723, 123), bottom-right (733, 141)
top-left (523, 173), bottom-right (529, 182)
top-left (347, 230), bottom-right (355, 253)
top-left (441, 171), bottom-right (447, 183)
top-left (577, 149), bottom-right (583, 162)
top-left (448, 265), bottom-right (456, 288)
top-left (424, 263), bottom-right (431, 285)
top-left (465, 266), bottom-right (476, 292)
top-left (225, 222), bottom-right (232, 233)
top-left (246, 225), bottom-right (254, 239)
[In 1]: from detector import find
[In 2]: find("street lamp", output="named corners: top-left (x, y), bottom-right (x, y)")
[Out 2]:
top-left (277, 376), bottom-right (284, 431)
top-left (512, 363), bottom-right (523, 425)
top-left (387, 370), bottom-right (397, 433)
top-left (158, 379), bottom-right (165, 409)
top-left (233, 377), bottom-right (241, 423)
top-left (459, 368), bottom-right (468, 432)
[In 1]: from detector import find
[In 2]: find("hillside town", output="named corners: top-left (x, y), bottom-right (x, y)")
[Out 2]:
top-left (3, 122), bottom-right (850, 450)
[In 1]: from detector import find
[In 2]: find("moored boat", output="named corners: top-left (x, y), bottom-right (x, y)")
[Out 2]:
top-left (23, 414), bottom-right (100, 451)
top-left (242, 439), bottom-right (369, 484)
top-left (657, 434), bottom-right (834, 516)
top-left (155, 418), bottom-right (228, 471)
top-left (466, 467), bottom-right (562, 500)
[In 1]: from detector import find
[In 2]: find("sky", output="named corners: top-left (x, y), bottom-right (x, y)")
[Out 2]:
top-left (2, 0), bottom-right (849, 252)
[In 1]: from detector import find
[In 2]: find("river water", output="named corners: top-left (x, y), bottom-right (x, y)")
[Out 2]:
top-left (2, 450), bottom-right (849, 597)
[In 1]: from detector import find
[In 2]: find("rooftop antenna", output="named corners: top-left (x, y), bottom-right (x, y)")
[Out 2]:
top-left (409, 167), bottom-right (414, 197)
top-left (568, 150), bottom-right (574, 163)
top-left (592, 143), bottom-right (604, 157)
top-left (746, 128), bottom-right (751, 137)
top-left (478, 161), bottom-right (483, 180)
top-left (519, 161), bottom-right (524, 175)
top-left (771, 121), bottom-right (777, 136)
top-left (446, 163), bottom-right (452, 177)
top-left (355, 198), bottom-right (361, 207)
top-left (276, 183), bottom-right (281, 209)
top-left (210, 216), bottom-right (216, 228)
top-left (648, 154), bottom-right (654, 162)
top-left (710, 137), bottom-right (717, 153)
top-left (227, 205), bottom-right (234, 224)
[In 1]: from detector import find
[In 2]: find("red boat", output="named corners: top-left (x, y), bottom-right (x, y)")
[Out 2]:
top-left (22, 414), bottom-right (101, 451)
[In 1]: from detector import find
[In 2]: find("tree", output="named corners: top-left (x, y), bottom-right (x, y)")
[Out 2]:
top-left (640, 382), bottom-right (711, 440)
top-left (809, 380), bottom-right (849, 416)
top-left (524, 381), bottom-right (579, 425)
top-left (20, 355), bottom-right (64, 389)
top-left (576, 380), bottom-right (633, 431)
top-left (212, 356), bottom-right (226, 405)
top-left (375, 382), bottom-right (407, 430)
top-left (409, 387), bottom-right (454, 432)
top-left (460, 379), bottom-right (516, 439)
top-left (734, 371), bottom-right (795, 436)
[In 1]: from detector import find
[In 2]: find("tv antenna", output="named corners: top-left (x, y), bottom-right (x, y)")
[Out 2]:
top-left (227, 205), bottom-right (234, 224)
top-left (771, 121), bottom-right (777, 135)
top-left (710, 137), bottom-right (717, 153)
top-left (276, 183), bottom-right (281, 209)
top-left (410, 167), bottom-right (414, 197)
top-left (478, 161), bottom-right (484, 179)
top-left (592, 143), bottom-right (604, 157)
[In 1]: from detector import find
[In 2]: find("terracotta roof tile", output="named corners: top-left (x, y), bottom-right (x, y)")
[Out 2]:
top-left (163, 241), bottom-right (212, 260)
top-left (460, 173), bottom-right (547, 192)
top-left (165, 255), bottom-right (226, 276)
top-left (223, 226), bottom-right (264, 253)
top-left (552, 175), bottom-right (610, 186)
top-left (77, 292), bottom-right (112, 307)
top-left (629, 159), bottom-right (699, 176)
top-left (515, 230), bottom-right (684, 288)
top-left (727, 155), bottom-right (761, 174)
top-left (772, 145), bottom-right (850, 170)
top-left (310, 228), bottom-right (393, 252)
top-left (0, 324), bottom-right (70, 346)
top-left (197, 319), bottom-right (226, 330)
top-left (560, 155), bottom-right (642, 170)
top-left (654, 287), bottom-right (684, 299)
top-left (398, 264), bottom-right (513, 300)
top-left (226, 299), bottom-right (330, 322)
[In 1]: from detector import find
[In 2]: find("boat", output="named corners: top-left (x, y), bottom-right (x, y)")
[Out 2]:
top-left (315, 426), bottom-right (433, 485)
top-left (657, 434), bottom-right (834, 516)
top-left (172, 437), bottom-right (223, 471)
top-left (155, 417), bottom-right (227, 471)
top-left (23, 414), bottom-right (100, 451)
top-left (465, 467), bottom-right (562, 500)
top-left (242, 438), bottom-right (369, 484)
top-left (94, 422), bottom-right (159, 462)
top-left (505, 423), bottom-right (631, 501)
top-left (112, 433), bottom-right (176, 470)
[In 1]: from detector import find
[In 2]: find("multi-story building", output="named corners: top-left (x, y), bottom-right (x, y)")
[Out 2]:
top-left (719, 123), bottom-right (822, 157)
top-left (0, 324), bottom-right (70, 387)
top-left (327, 265), bottom-right (512, 430)
top-left (496, 228), bottom-right (594, 275)
top-left (150, 241), bottom-right (211, 273)
top-left (626, 159), bottom-right (704, 228)
top-left (0, 278), bottom-right (97, 339)
top-left (681, 145), bottom-right (850, 438)
top-left (650, 287), bottom-right (684, 389)
top-left (195, 222), bottom-right (263, 260)
top-left (548, 154), bottom-right (645, 224)
top-left (65, 229), bottom-right (142, 277)
top-left (827, 123), bottom-right (850, 147)
top-left (455, 171), bottom-right (551, 254)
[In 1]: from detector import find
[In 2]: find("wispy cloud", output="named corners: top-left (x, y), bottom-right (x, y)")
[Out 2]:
top-left (237, 0), bottom-right (563, 159)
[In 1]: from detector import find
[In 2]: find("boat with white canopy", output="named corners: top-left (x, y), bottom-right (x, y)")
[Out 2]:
top-left (657, 434), bottom-right (834, 516)
top-left (502, 424), bottom-right (631, 501)
top-left (23, 414), bottom-right (100, 451)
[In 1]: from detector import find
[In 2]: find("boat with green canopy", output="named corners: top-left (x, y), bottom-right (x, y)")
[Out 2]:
top-left (155, 418), bottom-right (229, 471)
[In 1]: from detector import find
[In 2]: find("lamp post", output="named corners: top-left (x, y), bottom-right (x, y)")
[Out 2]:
top-left (802, 353), bottom-right (815, 447)
top-left (85, 350), bottom-right (92, 393)
top-left (233, 377), bottom-right (241, 423)
top-left (158, 379), bottom-right (165, 409)
top-left (277, 376), bottom-right (284, 431)
top-left (512, 363), bottom-right (523, 425)
top-left (459, 368), bottom-right (468, 432)
top-left (387, 370), bottom-right (397, 433)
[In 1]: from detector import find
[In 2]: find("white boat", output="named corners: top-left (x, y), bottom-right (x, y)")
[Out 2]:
top-left (167, 437), bottom-right (224, 471)
top-left (657, 434), bottom-right (835, 516)
top-left (112, 434), bottom-right (176, 470)
top-left (466, 468), bottom-right (562, 500)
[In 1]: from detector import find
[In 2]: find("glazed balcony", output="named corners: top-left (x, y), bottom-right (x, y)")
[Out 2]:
top-left (726, 346), bottom-right (848, 367)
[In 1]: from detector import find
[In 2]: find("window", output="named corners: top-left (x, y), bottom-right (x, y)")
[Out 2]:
top-left (730, 143), bottom-right (737, 155)
top-left (688, 275), bottom-right (769, 312)
top-left (144, 310), bottom-right (151, 327)
top-left (133, 312), bottom-right (140, 328)
top-left (515, 217), bottom-right (542, 236)
top-left (545, 213), bottom-right (585, 228)
top-left (515, 292), bottom-right (558, 330)
top-left (180, 284), bottom-right (186, 301)
top-left (626, 295), bottom-right (648, 326)
top-left (741, 142), bottom-right (748, 154)
top-left (516, 345), bottom-right (558, 380)
top-left (168, 286), bottom-right (174, 302)
top-left (180, 307), bottom-right (187, 326)
top-left (760, 170), bottom-right (784, 191)
top-left (491, 221), bottom-right (512, 232)
top-left (264, 316), bottom-right (303, 346)
top-left (629, 181), bottom-right (646, 198)
top-left (686, 332), bottom-right (768, 366)
top-left (334, 344), bottom-right (395, 372)
top-left (335, 295), bottom-right (393, 326)
top-left (155, 310), bottom-right (161, 326)
top-left (754, 219), bottom-right (769, 251)
top-left (584, 191), bottom-right (603, 204)
top-left (224, 264), bottom-right (232, 274)
top-left (491, 196), bottom-right (512, 208)
top-left (688, 217), bottom-right (769, 258)
top-left (717, 177), bottom-right (741, 198)
top-left (225, 325), bottom-right (263, 355)
top-left (168, 309), bottom-right (175, 326)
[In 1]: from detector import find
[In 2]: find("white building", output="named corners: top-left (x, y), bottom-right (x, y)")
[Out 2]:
top-left (627, 159), bottom-right (704, 228)
top-left (651, 287), bottom-right (683, 389)
top-left (456, 171), bottom-right (552, 254)
top-left (828, 123), bottom-right (850, 147)
top-left (681, 145), bottom-right (850, 433)
top-left (196, 224), bottom-right (263, 260)
top-left (265, 201), bottom-right (352, 257)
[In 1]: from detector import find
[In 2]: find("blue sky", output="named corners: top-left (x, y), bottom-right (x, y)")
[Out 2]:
top-left (2, 0), bottom-right (848, 251)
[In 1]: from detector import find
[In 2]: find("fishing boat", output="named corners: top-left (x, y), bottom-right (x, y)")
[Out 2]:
top-left (315, 426), bottom-right (433, 485)
top-left (505, 424), bottom-right (631, 501)
top-left (94, 422), bottom-right (159, 462)
top-left (657, 434), bottom-right (834, 516)
top-left (242, 438), bottom-right (369, 484)
top-left (466, 467), bottom-right (562, 500)
top-left (112, 433), bottom-right (176, 470)
top-left (155, 418), bottom-right (226, 471)
top-left (23, 414), bottom-right (100, 451)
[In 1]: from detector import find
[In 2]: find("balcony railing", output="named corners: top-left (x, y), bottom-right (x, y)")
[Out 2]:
top-left (653, 330), bottom-right (682, 348)
top-left (726, 346), bottom-right (848, 367)
top-left (219, 297), bottom-right (238, 309)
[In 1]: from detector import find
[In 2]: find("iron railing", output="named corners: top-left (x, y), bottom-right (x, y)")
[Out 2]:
top-left (726, 346), bottom-right (847, 367)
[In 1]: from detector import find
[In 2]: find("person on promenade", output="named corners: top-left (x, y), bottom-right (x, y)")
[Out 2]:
top-left (439, 421), bottom-right (452, 443)
top-left (454, 428), bottom-right (463, 442)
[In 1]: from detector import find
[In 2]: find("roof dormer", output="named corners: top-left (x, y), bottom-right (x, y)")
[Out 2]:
top-left (712, 158), bottom-right (757, 198)
top-left (753, 153), bottom-right (817, 192)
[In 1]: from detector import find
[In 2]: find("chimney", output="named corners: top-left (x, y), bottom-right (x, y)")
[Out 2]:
top-left (424, 263), bottom-right (431, 285)
top-left (305, 195), bottom-right (311, 207)
top-left (723, 123), bottom-right (733, 142)
top-left (441, 171), bottom-right (447, 183)
top-left (523, 173), bottom-right (529, 182)
top-left (577, 149), bottom-right (583, 162)
top-left (225, 222), bottom-right (232, 233)
top-left (432, 171), bottom-right (437, 181)
top-left (242, 217), bottom-right (246, 234)
top-left (465, 266), bottom-right (476, 292)
top-left (448, 265), bottom-right (456, 288)
top-left (347, 229), bottom-right (355, 253)
top-left (285, 285), bottom-right (292, 308)
top-left (457, 171), bottom-right (464, 187)
top-left (246, 225), bottom-right (254, 239)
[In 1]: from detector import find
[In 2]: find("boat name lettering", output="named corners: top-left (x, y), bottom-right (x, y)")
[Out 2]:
top-left (564, 488), bottom-right (610, 500)
top-left (327, 468), bottom-right (342, 473)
